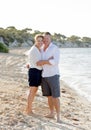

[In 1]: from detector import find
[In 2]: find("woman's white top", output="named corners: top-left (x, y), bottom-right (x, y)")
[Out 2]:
top-left (28, 45), bottom-right (42, 70)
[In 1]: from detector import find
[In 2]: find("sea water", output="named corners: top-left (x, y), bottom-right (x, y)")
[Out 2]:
top-left (59, 48), bottom-right (91, 102)
top-left (22, 48), bottom-right (91, 102)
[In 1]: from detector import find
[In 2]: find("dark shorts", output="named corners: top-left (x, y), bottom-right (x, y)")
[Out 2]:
top-left (41, 75), bottom-right (60, 98)
top-left (28, 68), bottom-right (42, 87)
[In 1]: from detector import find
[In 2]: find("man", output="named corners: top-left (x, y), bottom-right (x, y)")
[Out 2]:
top-left (37, 32), bottom-right (61, 123)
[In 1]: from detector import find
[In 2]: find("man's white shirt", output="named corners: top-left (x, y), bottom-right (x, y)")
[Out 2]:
top-left (42, 43), bottom-right (60, 77)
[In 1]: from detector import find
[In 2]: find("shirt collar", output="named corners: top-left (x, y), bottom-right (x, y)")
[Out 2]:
top-left (42, 42), bottom-right (53, 52)
top-left (48, 42), bottom-right (52, 48)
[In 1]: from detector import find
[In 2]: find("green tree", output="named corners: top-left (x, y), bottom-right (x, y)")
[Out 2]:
top-left (82, 37), bottom-right (91, 43)
top-left (67, 35), bottom-right (81, 43)
top-left (0, 43), bottom-right (9, 53)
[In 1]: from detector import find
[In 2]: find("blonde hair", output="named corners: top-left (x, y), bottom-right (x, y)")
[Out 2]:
top-left (34, 34), bottom-right (44, 41)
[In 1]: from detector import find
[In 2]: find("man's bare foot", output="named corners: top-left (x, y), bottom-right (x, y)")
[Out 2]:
top-left (57, 119), bottom-right (62, 123)
top-left (45, 114), bottom-right (55, 119)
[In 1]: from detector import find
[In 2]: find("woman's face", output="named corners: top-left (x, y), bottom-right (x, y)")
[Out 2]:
top-left (35, 37), bottom-right (44, 48)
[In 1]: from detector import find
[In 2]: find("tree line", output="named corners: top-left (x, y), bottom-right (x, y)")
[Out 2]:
top-left (0, 26), bottom-right (91, 52)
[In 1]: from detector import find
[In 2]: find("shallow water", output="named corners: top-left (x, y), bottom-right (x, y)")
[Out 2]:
top-left (59, 48), bottom-right (91, 102)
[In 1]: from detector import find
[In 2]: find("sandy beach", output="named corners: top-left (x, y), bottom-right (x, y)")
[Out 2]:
top-left (0, 47), bottom-right (91, 130)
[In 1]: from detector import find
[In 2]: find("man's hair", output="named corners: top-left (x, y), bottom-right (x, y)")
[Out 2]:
top-left (43, 32), bottom-right (51, 36)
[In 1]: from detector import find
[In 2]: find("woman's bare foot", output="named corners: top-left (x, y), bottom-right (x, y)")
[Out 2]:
top-left (45, 113), bottom-right (55, 119)
top-left (25, 107), bottom-right (33, 115)
top-left (26, 110), bottom-right (34, 115)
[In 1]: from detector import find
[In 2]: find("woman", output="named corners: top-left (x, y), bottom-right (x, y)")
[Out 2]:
top-left (26, 34), bottom-right (44, 114)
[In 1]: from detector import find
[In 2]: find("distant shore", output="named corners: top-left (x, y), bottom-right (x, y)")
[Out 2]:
top-left (0, 48), bottom-right (91, 130)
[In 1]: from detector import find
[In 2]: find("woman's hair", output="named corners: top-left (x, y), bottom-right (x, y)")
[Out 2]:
top-left (34, 34), bottom-right (44, 41)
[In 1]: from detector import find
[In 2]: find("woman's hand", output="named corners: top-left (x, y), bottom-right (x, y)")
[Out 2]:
top-left (36, 61), bottom-right (44, 66)
top-left (26, 64), bottom-right (30, 69)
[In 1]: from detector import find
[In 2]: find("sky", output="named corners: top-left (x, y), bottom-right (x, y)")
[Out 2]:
top-left (0, 0), bottom-right (91, 37)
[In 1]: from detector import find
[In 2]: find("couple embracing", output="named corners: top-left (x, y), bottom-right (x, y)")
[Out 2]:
top-left (26, 32), bottom-right (61, 123)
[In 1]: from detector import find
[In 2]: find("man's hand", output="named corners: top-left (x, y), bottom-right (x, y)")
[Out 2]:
top-left (48, 56), bottom-right (54, 60)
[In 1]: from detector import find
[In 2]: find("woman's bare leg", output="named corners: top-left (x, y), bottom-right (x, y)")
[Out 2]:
top-left (26, 87), bottom-right (38, 114)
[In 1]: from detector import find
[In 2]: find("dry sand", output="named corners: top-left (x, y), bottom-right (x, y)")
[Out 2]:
top-left (0, 47), bottom-right (91, 130)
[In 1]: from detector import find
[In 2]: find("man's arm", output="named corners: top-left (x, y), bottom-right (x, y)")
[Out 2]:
top-left (36, 60), bottom-right (52, 66)
top-left (36, 56), bottom-right (54, 66)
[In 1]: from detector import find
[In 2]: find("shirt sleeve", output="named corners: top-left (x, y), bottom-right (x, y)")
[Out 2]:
top-left (28, 47), bottom-right (41, 66)
top-left (49, 47), bottom-right (60, 65)
top-left (29, 50), bottom-right (38, 64)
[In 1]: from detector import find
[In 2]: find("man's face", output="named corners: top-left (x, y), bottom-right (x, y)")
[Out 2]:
top-left (44, 34), bottom-right (51, 46)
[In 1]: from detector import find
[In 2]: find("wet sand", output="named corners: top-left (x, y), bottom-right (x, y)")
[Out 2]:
top-left (0, 48), bottom-right (91, 130)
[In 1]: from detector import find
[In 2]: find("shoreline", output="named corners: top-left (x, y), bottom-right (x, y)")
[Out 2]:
top-left (0, 48), bottom-right (91, 130)
top-left (60, 80), bottom-right (91, 130)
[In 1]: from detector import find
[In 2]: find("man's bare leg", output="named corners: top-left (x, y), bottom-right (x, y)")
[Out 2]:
top-left (45, 96), bottom-right (55, 118)
top-left (53, 97), bottom-right (61, 123)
